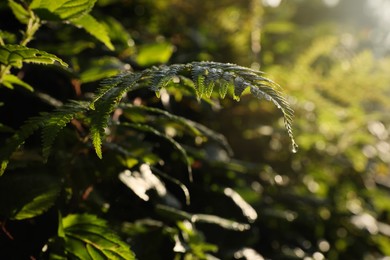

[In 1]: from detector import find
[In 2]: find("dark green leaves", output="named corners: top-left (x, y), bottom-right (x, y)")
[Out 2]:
top-left (0, 173), bottom-right (61, 220)
top-left (0, 101), bottom-right (89, 176)
top-left (59, 214), bottom-right (135, 259)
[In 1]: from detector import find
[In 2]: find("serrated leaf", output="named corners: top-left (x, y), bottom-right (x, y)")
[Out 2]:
top-left (71, 14), bottom-right (114, 51)
top-left (62, 214), bottom-right (135, 260)
top-left (30, 0), bottom-right (97, 21)
top-left (0, 44), bottom-right (68, 69)
top-left (92, 129), bottom-right (103, 159)
top-left (41, 101), bottom-right (89, 162)
top-left (8, 0), bottom-right (30, 24)
top-left (0, 101), bottom-right (88, 175)
top-left (0, 115), bottom-right (45, 176)
top-left (89, 73), bottom-right (142, 158)
top-left (2, 74), bottom-right (34, 91)
top-left (0, 173), bottom-right (61, 220)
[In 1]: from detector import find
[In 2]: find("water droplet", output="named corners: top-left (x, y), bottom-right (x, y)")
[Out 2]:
top-left (292, 144), bottom-right (298, 153)
top-left (264, 94), bottom-right (272, 101)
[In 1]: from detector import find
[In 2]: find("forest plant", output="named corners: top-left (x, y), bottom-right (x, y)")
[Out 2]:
top-left (0, 0), bottom-right (297, 259)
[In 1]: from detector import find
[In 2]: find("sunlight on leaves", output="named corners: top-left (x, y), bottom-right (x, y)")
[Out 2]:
top-left (0, 44), bottom-right (68, 68)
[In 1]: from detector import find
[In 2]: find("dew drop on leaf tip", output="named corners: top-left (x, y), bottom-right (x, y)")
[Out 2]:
top-left (291, 143), bottom-right (298, 153)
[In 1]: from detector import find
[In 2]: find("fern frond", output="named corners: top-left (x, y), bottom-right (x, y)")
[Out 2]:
top-left (0, 101), bottom-right (90, 175)
top-left (0, 116), bottom-right (44, 176)
top-left (91, 61), bottom-right (297, 153)
top-left (90, 73), bottom-right (143, 158)
top-left (191, 65), bottom-right (207, 99)
top-left (0, 61), bottom-right (296, 176)
top-left (89, 73), bottom-right (126, 110)
top-left (148, 64), bottom-right (182, 92)
top-left (41, 100), bottom-right (90, 162)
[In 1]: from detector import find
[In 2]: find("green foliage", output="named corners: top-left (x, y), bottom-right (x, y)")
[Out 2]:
top-left (0, 44), bottom-right (68, 68)
top-left (0, 1), bottom-right (297, 259)
top-left (0, 173), bottom-right (61, 220)
top-left (29, 0), bottom-right (96, 21)
top-left (2, 0), bottom-right (389, 259)
top-left (51, 213), bottom-right (135, 259)
top-left (0, 101), bottom-right (89, 175)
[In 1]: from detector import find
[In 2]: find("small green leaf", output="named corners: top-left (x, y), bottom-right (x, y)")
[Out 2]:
top-left (71, 14), bottom-right (114, 51)
top-left (2, 74), bottom-right (34, 91)
top-left (61, 214), bottom-right (135, 260)
top-left (0, 30), bottom-right (17, 44)
top-left (135, 42), bottom-right (174, 66)
top-left (91, 129), bottom-right (103, 159)
top-left (80, 57), bottom-right (124, 83)
top-left (0, 44), bottom-right (68, 68)
top-left (30, 0), bottom-right (97, 21)
top-left (8, 0), bottom-right (30, 24)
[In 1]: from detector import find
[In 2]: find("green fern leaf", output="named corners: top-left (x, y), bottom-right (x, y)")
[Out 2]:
top-left (41, 100), bottom-right (89, 161)
top-left (233, 76), bottom-right (247, 101)
top-left (90, 73), bottom-right (142, 158)
top-left (204, 68), bottom-right (221, 98)
top-left (92, 61), bottom-right (296, 152)
top-left (0, 116), bottom-right (45, 176)
top-left (148, 64), bottom-right (182, 92)
top-left (0, 101), bottom-right (88, 175)
top-left (218, 80), bottom-right (230, 99)
top-left (191, 65), bottom-right (207, 99)
top-left (89, 73), bottom-right (124, 109)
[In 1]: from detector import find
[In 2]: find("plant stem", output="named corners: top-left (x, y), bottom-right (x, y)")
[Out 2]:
top-left (0, 11), bottom-right (41, 84)
top-left (20, 12), bottom-right (41, 47)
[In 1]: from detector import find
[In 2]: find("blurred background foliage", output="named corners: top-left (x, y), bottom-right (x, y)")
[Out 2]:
top-left (1, 0), bottom-right (390, 259)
